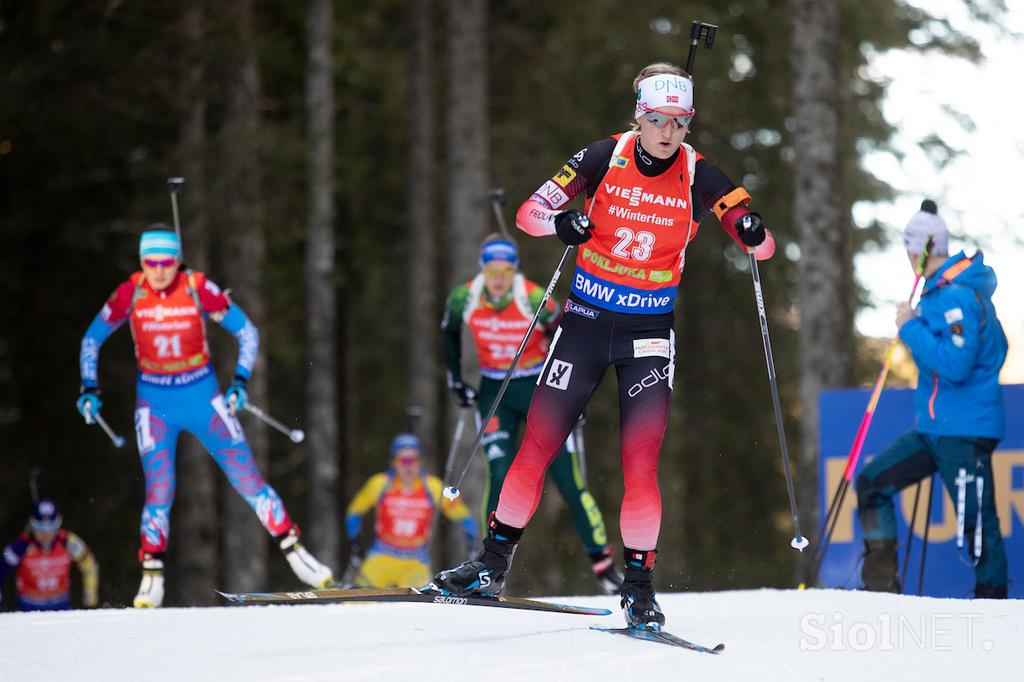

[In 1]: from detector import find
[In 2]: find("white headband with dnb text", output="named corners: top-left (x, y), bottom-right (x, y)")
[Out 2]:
top-left (635, 74), bottom-right (693, 119)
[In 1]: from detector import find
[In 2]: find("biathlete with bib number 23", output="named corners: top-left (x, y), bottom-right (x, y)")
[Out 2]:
top-left (435, 63), bottom-right (775, 630)
top-left (77, 228), bottom-right (334, 607)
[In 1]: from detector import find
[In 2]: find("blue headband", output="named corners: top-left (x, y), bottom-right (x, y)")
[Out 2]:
top-left (140, 230), bottom-right (182, 259)
top-left (390, 433), bottom-right (422, 455)
top-left (479, 239), bottom-right (519, 269)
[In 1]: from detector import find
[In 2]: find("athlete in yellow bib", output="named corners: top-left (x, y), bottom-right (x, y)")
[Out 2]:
top-left (344, 434), bottom-right (478, 587)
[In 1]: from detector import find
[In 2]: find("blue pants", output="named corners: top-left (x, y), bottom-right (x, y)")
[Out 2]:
top-left (856, 431), bottom-right (1007, 591)
top-left (17, 595), bottom-right (70, 611)
top-left (134, 371), bottom-right (292, 554)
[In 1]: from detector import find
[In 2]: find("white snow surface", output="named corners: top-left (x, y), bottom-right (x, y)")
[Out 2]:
top-left (1, 589), bottom-right (1019, 681)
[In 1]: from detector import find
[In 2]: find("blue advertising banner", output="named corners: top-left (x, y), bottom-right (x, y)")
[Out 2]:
top-left (818, 385), bottom-right (1024, 598)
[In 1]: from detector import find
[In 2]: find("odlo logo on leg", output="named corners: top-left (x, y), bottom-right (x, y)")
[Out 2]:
top-left (627, 364), bottom-right (672, 397)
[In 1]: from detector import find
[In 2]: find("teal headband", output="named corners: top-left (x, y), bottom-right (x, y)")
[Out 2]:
top-left (139, 230), bottom-right (182, 259)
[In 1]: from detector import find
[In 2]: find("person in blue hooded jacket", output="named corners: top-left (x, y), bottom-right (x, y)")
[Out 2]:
top-left (856, 200), bottom-right (1008, 598)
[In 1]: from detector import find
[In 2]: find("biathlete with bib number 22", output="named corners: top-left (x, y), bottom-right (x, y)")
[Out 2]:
top-left (76, 228), bottom-right (334, 607)
top-left (442, 234), bottom-right (623, 594)
top-left (435, 63), bottom-right (775, 631)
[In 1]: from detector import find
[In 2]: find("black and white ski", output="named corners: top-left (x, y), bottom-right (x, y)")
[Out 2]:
top-left (217, 586), bottom-right (612, 617)
top-left (591, 625), bottom-right (725, 654)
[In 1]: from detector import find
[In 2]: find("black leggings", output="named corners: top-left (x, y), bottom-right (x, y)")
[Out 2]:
top-left (494, 297), bottom-right (675, 551)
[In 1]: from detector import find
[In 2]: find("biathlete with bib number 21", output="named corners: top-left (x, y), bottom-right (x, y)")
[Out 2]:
top-left (434, 63), bottom-right (775, 631)
top-left (76, 228), bottom-right (334, 607)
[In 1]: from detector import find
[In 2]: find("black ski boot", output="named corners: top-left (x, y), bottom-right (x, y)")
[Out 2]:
top-left (620, 549), bottom-right (665, 630)
top-left (590, 547), bottom-right (624, 595)
top-left (433, 515), bottom-right (522, 597)
top-left (861, 539), bottom-right (900, 592)
top-left (974, 584), bottom-right (1007, 599)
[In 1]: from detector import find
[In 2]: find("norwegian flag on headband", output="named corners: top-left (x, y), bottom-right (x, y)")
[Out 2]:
top-left (666, 95), bottom-right (679, 103)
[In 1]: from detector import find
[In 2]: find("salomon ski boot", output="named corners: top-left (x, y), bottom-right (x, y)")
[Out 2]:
top-left (591, 547), bottom-right (624, 595)
top-left (433, 515), bottom-right (521, 596)
top-left (279, 526), bottom-right (335, 588)
top-left (133, 552), bottom-right (165, 608)
top-left (620, 549), bottom-right (665, 630)
top-left (861, 539), bottom-right (900, 593)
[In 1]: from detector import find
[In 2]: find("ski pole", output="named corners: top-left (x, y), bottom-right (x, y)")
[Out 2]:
top-left (29, 467), bottom-right (41, 503)
top-left (85, 403), bottom-right (126, 448)
top-left (95, 413), bottom-right (126, 448)
top-left (236, 400), bottom-right (305, 443)
top-left (747, 248), bottom-right (808, 551)
top-left (406, 405), bottom-right (424, 435)
top-left (900, 479), bottom-right (924, 591)
top-left (488, 188), bottom-right (511, 239)
top-left (339, 554), bottom-right (366, 589)
top-left (916, 474), bottom-right (935, 596)
top-left (426, 406), bottom-right (473, 550)
top-left (443, 244), bottom-right (576, 501)
top-left (167, 177), bottom-right (186, 259)
top-left (806, 237), bottom-right (933, 584)
top-left (444, 407), bottom-right (470, 480)
top-left (572, 414), bottom-right (587, 484)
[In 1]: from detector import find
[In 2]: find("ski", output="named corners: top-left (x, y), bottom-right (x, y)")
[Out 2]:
top-left (591, 625), bottom-right (725, 654)
top-left (217, 585), bottom-right (612, 617)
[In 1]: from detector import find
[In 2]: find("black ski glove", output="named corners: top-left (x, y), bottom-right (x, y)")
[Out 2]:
top-left (554, 209), bottom-right (593, 246)
top-left (735, 211), bottom-right (766, 247)
top-left (450, 381), bottom-right (477, 408)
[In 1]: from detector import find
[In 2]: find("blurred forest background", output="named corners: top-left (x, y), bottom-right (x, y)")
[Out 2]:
top-left (0, 0), bottom-right (1007, 607)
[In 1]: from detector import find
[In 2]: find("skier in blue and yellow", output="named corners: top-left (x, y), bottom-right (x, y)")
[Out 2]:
top-left (345, 434), bottom-right (478, 588)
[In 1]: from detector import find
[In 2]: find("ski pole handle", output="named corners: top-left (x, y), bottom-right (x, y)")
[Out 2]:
top-left (240, 401), bottom-right (305, 443)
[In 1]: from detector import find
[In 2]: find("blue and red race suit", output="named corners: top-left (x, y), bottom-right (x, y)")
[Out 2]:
top-left (79, 270), bottom-right (292, 555)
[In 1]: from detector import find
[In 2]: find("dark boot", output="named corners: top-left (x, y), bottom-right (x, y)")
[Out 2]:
top-left (620, 549), bottom-right (665, 630)
top-left (590, 547), bottom-right (624, 595)
top-left (974, 584), bottom-right (1007, 599)
top-left (861, 539), bottom-right (900, 593)
top-left (433, 516), bottom-right (522, 597)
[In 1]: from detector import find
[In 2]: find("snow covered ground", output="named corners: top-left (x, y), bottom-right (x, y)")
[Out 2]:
top-left (1, 589), bottom-right (1019, 681)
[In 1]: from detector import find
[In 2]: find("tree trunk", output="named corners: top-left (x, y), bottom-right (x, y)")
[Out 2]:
top-left (443, 0), bottom-right (489, 566)
top-left (445, 0), bottom-right (489, 284)
top-left (408, 0), bottom-right (440, 472)
top-left (168, 0), bottom-right (218, 607)
top-left (219, 0), bottom-right (269, 592)
top-left (790, 0), bottom-right (848, 571)
top-left (305, 0), bottom-right (340, 570)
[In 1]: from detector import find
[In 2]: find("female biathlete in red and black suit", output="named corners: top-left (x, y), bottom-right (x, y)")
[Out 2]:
top-left (435, 63), bottom-right (775, 630)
